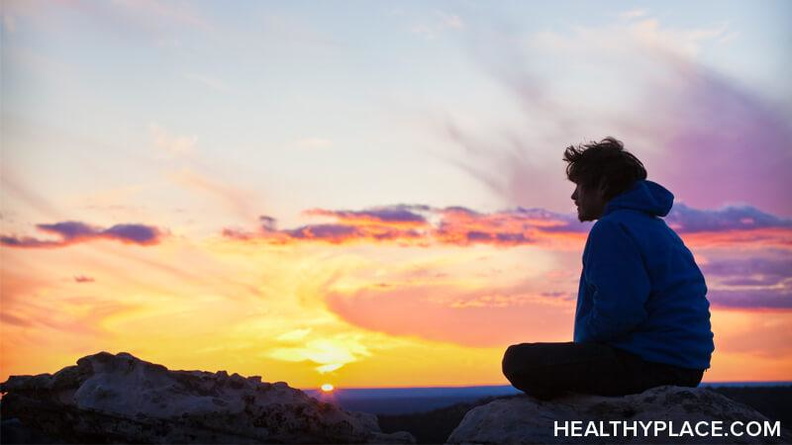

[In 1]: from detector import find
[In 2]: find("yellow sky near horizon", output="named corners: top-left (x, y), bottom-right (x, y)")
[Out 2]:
top-left (2, 232), bottom-right (790, 390)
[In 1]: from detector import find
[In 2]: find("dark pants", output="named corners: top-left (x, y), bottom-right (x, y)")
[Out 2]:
top-left (502, 342), bottom-right (703, 399)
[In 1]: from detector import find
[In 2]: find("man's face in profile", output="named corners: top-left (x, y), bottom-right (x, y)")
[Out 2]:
top-left (571, 183), bottom-right (607, 222)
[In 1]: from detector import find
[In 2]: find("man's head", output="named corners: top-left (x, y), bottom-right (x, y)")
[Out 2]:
top-left (563, 137), bottom-right (647, 222)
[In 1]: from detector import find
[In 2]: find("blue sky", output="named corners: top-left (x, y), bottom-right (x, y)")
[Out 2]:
top-left (5, 1), bottom-right (790, 234)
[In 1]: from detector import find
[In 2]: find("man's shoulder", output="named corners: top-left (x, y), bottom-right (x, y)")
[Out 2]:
top-left (593, 210), bottom-right (667, 240)
top-left (597, 209), bottom-right (682, 249)
top-left (586, 217), bottom-right (630, 244)
top-left (599, 208), bottom-right (662, 226)
top-left (592, 212), bottom-right (634, 230)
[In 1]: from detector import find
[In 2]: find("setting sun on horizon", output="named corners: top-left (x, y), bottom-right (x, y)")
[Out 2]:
top-left (1, 1), bottom-right (791, 390)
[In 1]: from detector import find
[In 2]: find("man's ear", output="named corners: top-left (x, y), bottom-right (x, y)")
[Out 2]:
top-left (596, 180), bottom-right (609, 198)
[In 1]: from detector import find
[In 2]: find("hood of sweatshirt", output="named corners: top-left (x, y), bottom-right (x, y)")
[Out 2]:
top-left (604, 180), bottom-right (674, 217)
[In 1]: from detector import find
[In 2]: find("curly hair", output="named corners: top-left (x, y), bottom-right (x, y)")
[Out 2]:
top-left (563, 137), bottom-right (647, 201)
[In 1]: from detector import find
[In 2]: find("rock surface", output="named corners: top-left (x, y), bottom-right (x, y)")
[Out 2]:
top-left (447, 386), bottom-right (792, 444)
top-left (0, 351), bottom-right (414, 444)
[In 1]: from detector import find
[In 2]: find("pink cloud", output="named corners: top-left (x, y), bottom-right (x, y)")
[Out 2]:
top-left (326, 285), bottom-right (574, 347)
top-left (449, 19), bottom-right (792, 217)
top-left (640, 52), bottom-right (792, 216)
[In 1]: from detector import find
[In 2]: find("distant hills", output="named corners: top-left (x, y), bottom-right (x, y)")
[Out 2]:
top-left (306, 382), bottom-right (792, 415)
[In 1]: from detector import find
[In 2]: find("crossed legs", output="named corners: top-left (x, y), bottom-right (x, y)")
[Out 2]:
top-left (502, 342), bottom-right (703, 399)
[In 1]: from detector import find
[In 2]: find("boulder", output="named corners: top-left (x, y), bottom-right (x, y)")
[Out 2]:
top-left (0, 351), bottom-right (414, 444)
top-left (447, 386), bottom-right (792, 444)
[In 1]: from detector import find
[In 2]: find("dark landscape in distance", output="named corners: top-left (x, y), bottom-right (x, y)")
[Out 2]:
top-left (306, 383), bottom-right (792, 443)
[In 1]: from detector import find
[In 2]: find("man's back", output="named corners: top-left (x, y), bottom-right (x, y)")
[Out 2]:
top-left (574, 180), bottom-right (714, 370)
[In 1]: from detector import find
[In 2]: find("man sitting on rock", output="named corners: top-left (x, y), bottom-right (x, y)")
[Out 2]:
top-left (502, 137), bottom-right (714, 399)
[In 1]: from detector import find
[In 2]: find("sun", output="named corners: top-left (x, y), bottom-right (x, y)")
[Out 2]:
top-left (320, 383), bottom-right (335, 392)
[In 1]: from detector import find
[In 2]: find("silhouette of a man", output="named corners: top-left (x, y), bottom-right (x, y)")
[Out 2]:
top-left (502, 137), bottom-right (714, 398)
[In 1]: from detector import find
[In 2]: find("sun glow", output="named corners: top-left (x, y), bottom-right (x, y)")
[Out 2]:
top-left (321, 383), bottom-right (335, 392)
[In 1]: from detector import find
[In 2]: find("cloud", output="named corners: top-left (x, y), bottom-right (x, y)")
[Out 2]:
top-left (667, 204), bottom-right (792, 233)
top-left (641, 51), bottom-right (792, 216)
top-left (1, 221), bottom-right (164, 248)
top-left (708, 288), bottom-right (791, 310)
top-left (326, 284), bottom-right (574, 347)
top-left (680, 228), bottom-right (792, 250)
top-left (103, 224), bottom-right (162, 243)
top-left (39, 221), bottom-right (98, 240)
top-left (667, 204), bottom-right (792, 249)
top-left (304, 206), bottom-right (430, 227)
top-left (701, 255), bottom-right (791, 309)
top-left (431, 206), bottom-right (588, 247)
top-left (702, 257), bottom-right (791, 285)
top-left (74, 275), bottom-right (96, 283)
top-left (268, 335), bottom-right (371, 374)
top-left (441, 119), bottom-right (573, 212)
top-left (286, 224), bottom-right (393, 244)
top-left (449, 14), bottom-right (792, 216)
top-left (225, 202), bottom-right (792, 248)
top-left (223, 204), bottom-right (588, 247)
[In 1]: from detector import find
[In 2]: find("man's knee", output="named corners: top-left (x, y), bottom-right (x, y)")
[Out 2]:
top-left (502, 344), bottom-right (526, 391)
top-left (502, 343), bottom-right (563, 398)
top-left (501, 342), bottom-right (582, 384)
top-left (502, 343), bottom-right (545, 383)
top-left (501, 343), bottom-right (525, 382)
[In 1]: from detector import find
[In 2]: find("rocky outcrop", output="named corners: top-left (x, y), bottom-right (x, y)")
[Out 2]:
top-left (447, 386), bottom-right (792, 444)
top-left (0, 352), bottom-right (414, 444)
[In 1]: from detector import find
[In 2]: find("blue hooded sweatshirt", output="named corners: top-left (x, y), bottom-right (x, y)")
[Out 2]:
top-left (573, 180), bottom-right (714, 370)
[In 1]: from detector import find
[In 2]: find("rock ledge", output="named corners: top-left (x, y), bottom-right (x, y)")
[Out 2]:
top-left (0, 351), bottom-right (414, 444)
top-left (447, 385), bottom-right (791, 444)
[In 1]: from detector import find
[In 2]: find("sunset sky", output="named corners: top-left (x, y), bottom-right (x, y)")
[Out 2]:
top-left (2, 0), bottom-right (791, 389)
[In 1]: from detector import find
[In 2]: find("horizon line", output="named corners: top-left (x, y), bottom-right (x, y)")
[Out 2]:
top-left (300, 380), bottom-right (792, 392)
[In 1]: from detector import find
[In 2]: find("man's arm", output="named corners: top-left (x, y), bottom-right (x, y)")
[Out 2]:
top-left (579, 219), bottom-right (650, 342)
